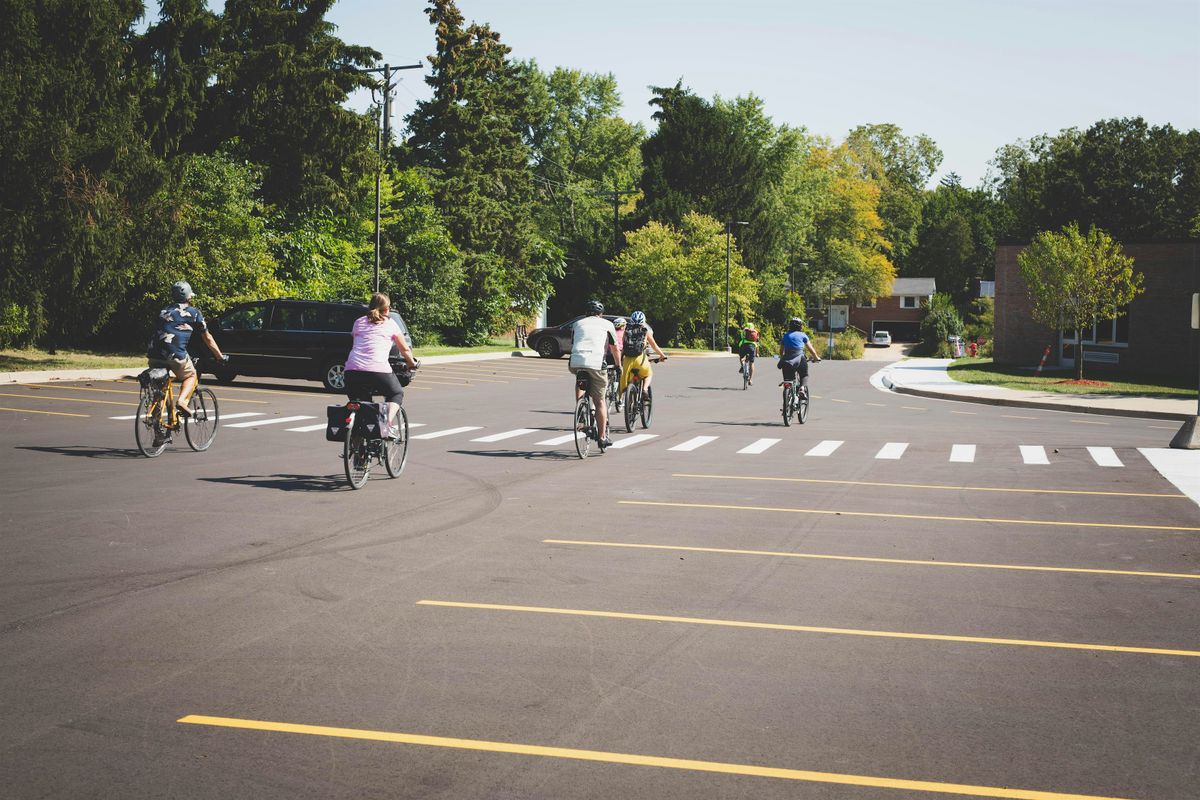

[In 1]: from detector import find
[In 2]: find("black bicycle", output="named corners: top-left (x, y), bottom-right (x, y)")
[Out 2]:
top-left (604, 362), bottom-right (622, 414)
top-left (339, 364), bottom-right (417, 489)
top-left (622, 356), bottom-right (663, 433)
top-left (780, 360), bottom-right (815, 426)
top-left (573, 373), bottom-right (607, 459)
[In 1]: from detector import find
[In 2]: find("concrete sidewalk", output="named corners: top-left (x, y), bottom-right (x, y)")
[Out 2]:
top-left (874, 357), bottom-right (1198, 422)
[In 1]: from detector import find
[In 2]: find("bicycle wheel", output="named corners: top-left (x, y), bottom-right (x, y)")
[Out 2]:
top-left (574, 396), bottom-right (592, 459)
top-left (797, 385), bottom-right (809, 424)
top-left (624, 384), bottom-right (638, 432)
top-left (640, 385), bottom-right (653, 428)
top-left (781, 385), bottom-right (793, 427)
top-left (344, 428), bottom-right (371, 489)
top-left (134, 390), bottom-right (168, 457)
top-left (184, 388), bottom-right (219, 451)
top-left (742, 363), bottom-right (749, 390)
top-left (383, 406), bottom-right (409, 478)
top-left (605, 368), bottom-right (620, 413)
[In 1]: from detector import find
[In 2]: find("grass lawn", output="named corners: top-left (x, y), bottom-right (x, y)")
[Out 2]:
top-left (947, 357), bottom-right (1196, 398)
top-left (1, 348), bottom-right (146, 372)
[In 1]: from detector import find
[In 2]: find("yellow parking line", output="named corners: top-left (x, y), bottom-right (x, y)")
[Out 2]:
top-left (425, 368), bottom-right (535, 381)
top-left (0, 406), bottom-right (89, 417)
top-left (1002, 414), bottom-right (1039, 420)
top-left (672, 472), bottom-right (1184, 499)
top-left (0, 392), bottom-right (137, 407)
top-left (418, 600), bottom-right (1200, 659)
top-left (543, 539), bottom-right (1200, 581)
top-left (950, 410), bottom-right (976, 415)
top-left (27, 383), bottom-right (140, 395)
top-left (31, 383), bottom-right (270, 403)
top-left (1070, 420), bottom-right (1109, 426)
top-left (416, 370), bottom-right (510, 383)
top-left (619, 499), bottom-right (1200, 533)
top-left (178, 714), bottom-right (1131, 799)
top-left (830, 398), bottom-right (851, 404)
top-left (866, 402), bottom-right (886, 407)
top-left (901, 406), bottom-right (926, 411)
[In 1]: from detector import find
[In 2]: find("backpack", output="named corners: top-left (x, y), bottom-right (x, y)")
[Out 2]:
top-left (623, 323), bottom-right (647, 357)
top-left (745, 328), bottom-right (759, 342)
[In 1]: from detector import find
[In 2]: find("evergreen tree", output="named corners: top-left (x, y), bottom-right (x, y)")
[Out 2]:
top-left (406, 0), bottom-right (562, 344)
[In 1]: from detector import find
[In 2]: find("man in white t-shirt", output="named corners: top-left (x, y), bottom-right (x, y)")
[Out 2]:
top-left (569, 299), bottom-right (620, 446)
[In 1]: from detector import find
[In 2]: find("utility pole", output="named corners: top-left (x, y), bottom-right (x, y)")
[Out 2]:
top-left (362, 62), bottom-right (422, 294)
top-left (588, 183), bottom-right (636, 252)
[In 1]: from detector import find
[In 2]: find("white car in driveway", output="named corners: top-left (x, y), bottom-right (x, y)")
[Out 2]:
top-left (871, 330), bottom-right (892, 347)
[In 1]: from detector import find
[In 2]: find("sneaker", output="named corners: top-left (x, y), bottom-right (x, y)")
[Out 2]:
top-left (174, 404), bottom-right (191, 419)
top-left (599, 436), bottom-right (613, 447)
top-left (748, 379), bottom-right (753, 386)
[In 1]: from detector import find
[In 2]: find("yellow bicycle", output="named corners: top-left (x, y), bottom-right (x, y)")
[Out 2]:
top-left (134, 368), bottom-right (220, 457)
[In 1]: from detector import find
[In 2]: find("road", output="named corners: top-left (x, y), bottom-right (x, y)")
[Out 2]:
top-left (2, 353), bottom-right (1198, 799)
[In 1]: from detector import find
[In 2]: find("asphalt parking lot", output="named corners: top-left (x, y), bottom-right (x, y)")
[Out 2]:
top-left (2, 354), bottom-right (1198, 799)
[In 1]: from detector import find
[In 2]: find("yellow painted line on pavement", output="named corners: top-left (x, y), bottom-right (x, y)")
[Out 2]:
top-left (0, 392), bottom-right (138, 407)
top-left (1002, 414), bottom-right (1039, 420)
top-left (30, 385), bottom-right (269, 404)
top-left (1070, 419), bottom-right (1110, 426)
top-left (0, 406), bottom-right (89, 417)
top-left (177, 714), bottom-right (1132, 799)
top-left (901, 406), bottom-right (926, 411)
top-left (620, 500), bottom-right (1200, 533)
top-left (27, 383), bottom-right (141, 395)
top-left (950, 410), bottom-right (976, 415)
top-left (416, 369), bottom-right (510, 383)
top-left (418, 600), bottom-right (1200, 659)
top-left (830, 398), bottom-right (851, 404)
top-left (866, 402), bottom-right (887, 407)
top-left (543, 539), bottom-right (1200, 581)
top-left (1148, 425), bottom-right (1176, 430)
top-left (672, 472), bottom-right (1185, 499)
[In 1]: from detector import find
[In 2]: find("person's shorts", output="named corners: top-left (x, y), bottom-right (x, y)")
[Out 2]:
top-left (345, 369), bottom-right (404, 405)
top-left (739, 343), bottom-right (757, 362)
top-left (570, 366), bottom-right (607, 406)
top-left (148, 356), bottom-right (195, 381)
top-left (620, 352), bottom-right (651, 391)
top-left (778, 354), bottom-right (808, 382)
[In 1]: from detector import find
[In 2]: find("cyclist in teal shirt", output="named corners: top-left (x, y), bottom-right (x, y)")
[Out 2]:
top-left (777, 317), bottom-right (822, 395)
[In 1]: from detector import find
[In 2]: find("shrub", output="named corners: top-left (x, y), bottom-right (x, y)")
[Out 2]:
top-left (919, 293), bottom-right (964, 355)
top-left (0, 303), bottom-right (31, 348)
top-left (831, 329), bottom-right (864, 360)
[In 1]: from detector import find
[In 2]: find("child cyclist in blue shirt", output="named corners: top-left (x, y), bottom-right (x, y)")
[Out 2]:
top-left (777, 317), bottom-right (822, 394)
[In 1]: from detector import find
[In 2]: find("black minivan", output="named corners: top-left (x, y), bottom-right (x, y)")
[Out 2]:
top-left (193, 299), bottom-right (413, 391)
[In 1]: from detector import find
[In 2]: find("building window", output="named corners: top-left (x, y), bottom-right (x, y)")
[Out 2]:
top-left (901, 296), bottom-right (919, 309)
top-left (858, 299), bottom-right (876, 309)
top-left (1061, 309), bottom-right (1130, 346)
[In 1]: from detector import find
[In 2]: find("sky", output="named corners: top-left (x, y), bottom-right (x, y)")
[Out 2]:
top-left (330, 1), bottom-right (1198, 188)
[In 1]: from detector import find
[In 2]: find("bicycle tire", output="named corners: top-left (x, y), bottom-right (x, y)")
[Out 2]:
top-left (640, 385), bottom-right (653, 428)
top-left (606, 368), bottom-right (620, 413)
top-left (742, 363), bottom-right (749, 390)
top-left (184, 388), bottom-right (219, 451)
top-left (384, 406), bottom-right (409, 478)
top-left (344, 424), bottom-right (371, 489)
top-left (574, 396), bottom-right (592, 459)
top-left (624, 384), bottom-right (638, 432)
top-left (797, 386), bottom-right (809, 424)
top-left (134, 390), bottom-right (168, 457)
top-left (781, 385), bottom-right (793, 427)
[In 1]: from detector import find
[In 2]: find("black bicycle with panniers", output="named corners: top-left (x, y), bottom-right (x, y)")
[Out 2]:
top-left (326, 364), bottom-right (417, 489)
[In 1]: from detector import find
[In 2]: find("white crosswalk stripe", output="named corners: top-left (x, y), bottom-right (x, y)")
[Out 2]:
top-left (1020, 445), bottom-right (1050, 465)
top-left (738, 438), bottom-right (780, 454)
top-left (875, 442), bottom-right (909, 460)
top-left (412, 426), bottom-right (483, 440)
top-left (1087, 446), bottom-right (1123, 467)
top-left (286, 423), bottom-right (328, 432)
top-left (606, 433), bottom-right (659, 449)
top-left (226, 415), bottom-right (314, 429)
top-left (949, 444), bottom-right (976, 463)
top-left (805, 440), bottom-right (843, 457)
top-left (535, 433), bottom-right (577, 446)
top-left (669, 435), bottom-right (718, 452)
top-left (471, 428), bottom-right (540, 443)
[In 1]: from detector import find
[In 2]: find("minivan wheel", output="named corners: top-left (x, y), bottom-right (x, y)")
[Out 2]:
top-left (535, 338), bottom-right (559, 358)
top-left (322, 362), bottom-right (346, 392)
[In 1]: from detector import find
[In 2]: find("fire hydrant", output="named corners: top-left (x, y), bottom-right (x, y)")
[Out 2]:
top-left (968, 341), bottom-right (978, 357)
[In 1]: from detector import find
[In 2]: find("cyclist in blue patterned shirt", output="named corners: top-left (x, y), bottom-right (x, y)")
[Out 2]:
top-left (777, 317), bottom-right (821, 395)
top-left (147, 281), bottom-right (227, 422)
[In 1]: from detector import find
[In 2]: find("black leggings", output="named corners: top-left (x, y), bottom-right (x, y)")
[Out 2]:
top-left (344, 369), bottom-right (404, 404)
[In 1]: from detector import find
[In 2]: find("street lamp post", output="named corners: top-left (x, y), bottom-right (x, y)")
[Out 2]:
top-left (725, 221), bottom-right (748, 351)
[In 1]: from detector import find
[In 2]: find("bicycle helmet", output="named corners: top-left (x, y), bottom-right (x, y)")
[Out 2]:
top-left (630, 310), bottom-right (646, 325)
top-left (613, 317), bottom-right (627, 329)
top-left (585, 299), bottom-right (604, 315)
top-left (171, 280), bottom-right (194, 303)
top-left (788, 317), bottom-right (805, 332)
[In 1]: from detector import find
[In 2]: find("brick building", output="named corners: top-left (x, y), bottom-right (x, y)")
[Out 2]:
top-left (995, 242), bottom-right (1200, 380)
top-left (842, 277), bottom-right (935, 342)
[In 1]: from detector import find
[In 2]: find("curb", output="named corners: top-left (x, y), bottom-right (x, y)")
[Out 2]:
top-left (883, 378), bottom-right (1193, 422)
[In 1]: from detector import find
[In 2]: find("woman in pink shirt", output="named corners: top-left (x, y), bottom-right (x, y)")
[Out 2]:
top-left (344, 293), bottom-right (418, 432)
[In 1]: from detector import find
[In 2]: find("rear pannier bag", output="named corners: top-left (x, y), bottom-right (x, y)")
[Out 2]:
top-left (352, 402), bottom-right (389, 439)
top-left (326, 405), bottom-right (352, 442)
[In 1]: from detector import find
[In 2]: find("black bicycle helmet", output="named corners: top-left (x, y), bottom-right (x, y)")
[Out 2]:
top-left (788, 317), bottom-right (805, 332)
top-left (585, 299), bottom-right (604, 315)
top-left (171, 280), bottom-right (194, 303)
